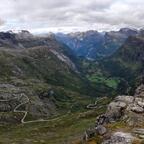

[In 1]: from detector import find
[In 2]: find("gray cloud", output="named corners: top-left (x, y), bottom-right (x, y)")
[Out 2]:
top-left (0, 0), bottom-right (144, 32)
top-left (0, 19), bottom-right (5, 26)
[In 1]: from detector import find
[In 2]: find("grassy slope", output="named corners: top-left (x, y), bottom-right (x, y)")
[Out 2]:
top-left (0, 43), bottom-right (110, 143)
top-left (87, 74), bottom-right (120, 89)
top-left (0, 48), bottom-right (97, 119)
top-left (78, 59), bottom-right (120, 97)
top-left (1, 45), bottom-right (96, 94)
top-left (0, 97), bottom-right (110, 144)
top-left (100, 36), bottom-right (144, 95)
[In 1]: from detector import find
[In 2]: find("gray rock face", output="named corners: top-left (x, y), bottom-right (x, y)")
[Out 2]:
top-left (95, 115), bottom-right (109, 126)
top-left (108, 101), bottom-right (127, 110)
top-left (105, 101), bottom-right (127, 122)
top-left (96, 125), bottom-right (107, 135)
top-left (131, 106), bottom-right (144, 113)
top-left (115, 96), bottom-right (134, 104)
top-left (105, 85), bottom-right (144, 125)
top-left (83, 128), bottom-right (96, 141)
top-left (134, 84), bottom-right (144, 98)
top-left (137, 101), bottom-right (144, 108)
top-left (133, 129), bottom-right (144, 139)
top-left (102, 132), bottom-right (134, 144)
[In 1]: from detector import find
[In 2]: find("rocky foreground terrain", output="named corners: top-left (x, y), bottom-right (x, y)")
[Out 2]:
top-left (84, 84), bottom-right (144, 144)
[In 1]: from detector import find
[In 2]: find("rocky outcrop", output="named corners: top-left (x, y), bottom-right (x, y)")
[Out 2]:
top-left (134, 84), bottom-right (144, 98)
top-left (49, 49), bottom-right (78, 72)
top-left (102, 132), bottom-right (134, 144)
top-left (102, 85), bottom-right (144, 126)
top-left (83, 84), bottom-right (144, 143)
top-left (133, 129), bottom-right (144, 139)
top-left (96, 125), bottom-right (107, 135)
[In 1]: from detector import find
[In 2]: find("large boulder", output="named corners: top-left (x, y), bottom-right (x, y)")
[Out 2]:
top-left (83, 128), bottom-right (96, 141)
top-left (133, 128), bottom-right (144, 139)
top-left (106, 101), bottom-right (127, 122)
top-left (105, 85), bottom-right (144, 125)
top-left (134, 84), bottom-right (144, 98)
top-left (96, 125), bottom-right (107, 135)
top-left (115, 96), bottom-right (134, 104)
top-left (131, 106), bottom-right (144, 113)
top-left (137, 101), bottom-right (144, 108)
top-left (102, 132), bottom-right (134, 144)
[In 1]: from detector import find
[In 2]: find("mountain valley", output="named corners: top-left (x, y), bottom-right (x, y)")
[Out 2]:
top-left (0, 29), bottom-right (143, 144)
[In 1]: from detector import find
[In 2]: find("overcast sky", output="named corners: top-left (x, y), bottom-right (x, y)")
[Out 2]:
top-left (0, 0), bottom-right (144, 33)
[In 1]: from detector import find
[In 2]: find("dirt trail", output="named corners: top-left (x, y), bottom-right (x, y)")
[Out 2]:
top-left (0, 94), bottom-right (72, 124)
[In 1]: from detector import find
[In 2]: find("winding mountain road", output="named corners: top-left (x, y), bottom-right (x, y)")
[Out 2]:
top-left (13, 94), bottom-right (29, 123)
top-left (0, 94), bottom-right (72, 124)
top-left (86, 101), bottom-right (97, 109)
top-left (0, 94), bottom-right (98, 124)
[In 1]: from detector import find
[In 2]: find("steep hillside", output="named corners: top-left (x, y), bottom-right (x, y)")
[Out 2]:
top-left (100, 35), bottom-right (144, 94)
top-left (0, 31), bottom-right (96, 123)
top-left (78, 34), bottom-right (144, 97)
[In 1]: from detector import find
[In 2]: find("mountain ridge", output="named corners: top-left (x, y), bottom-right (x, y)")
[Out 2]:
top-left (55, 28), bottom-right (142, 59)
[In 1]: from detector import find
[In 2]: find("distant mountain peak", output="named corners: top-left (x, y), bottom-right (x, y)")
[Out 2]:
top-left (55, 28), bottom-right (141, 59)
